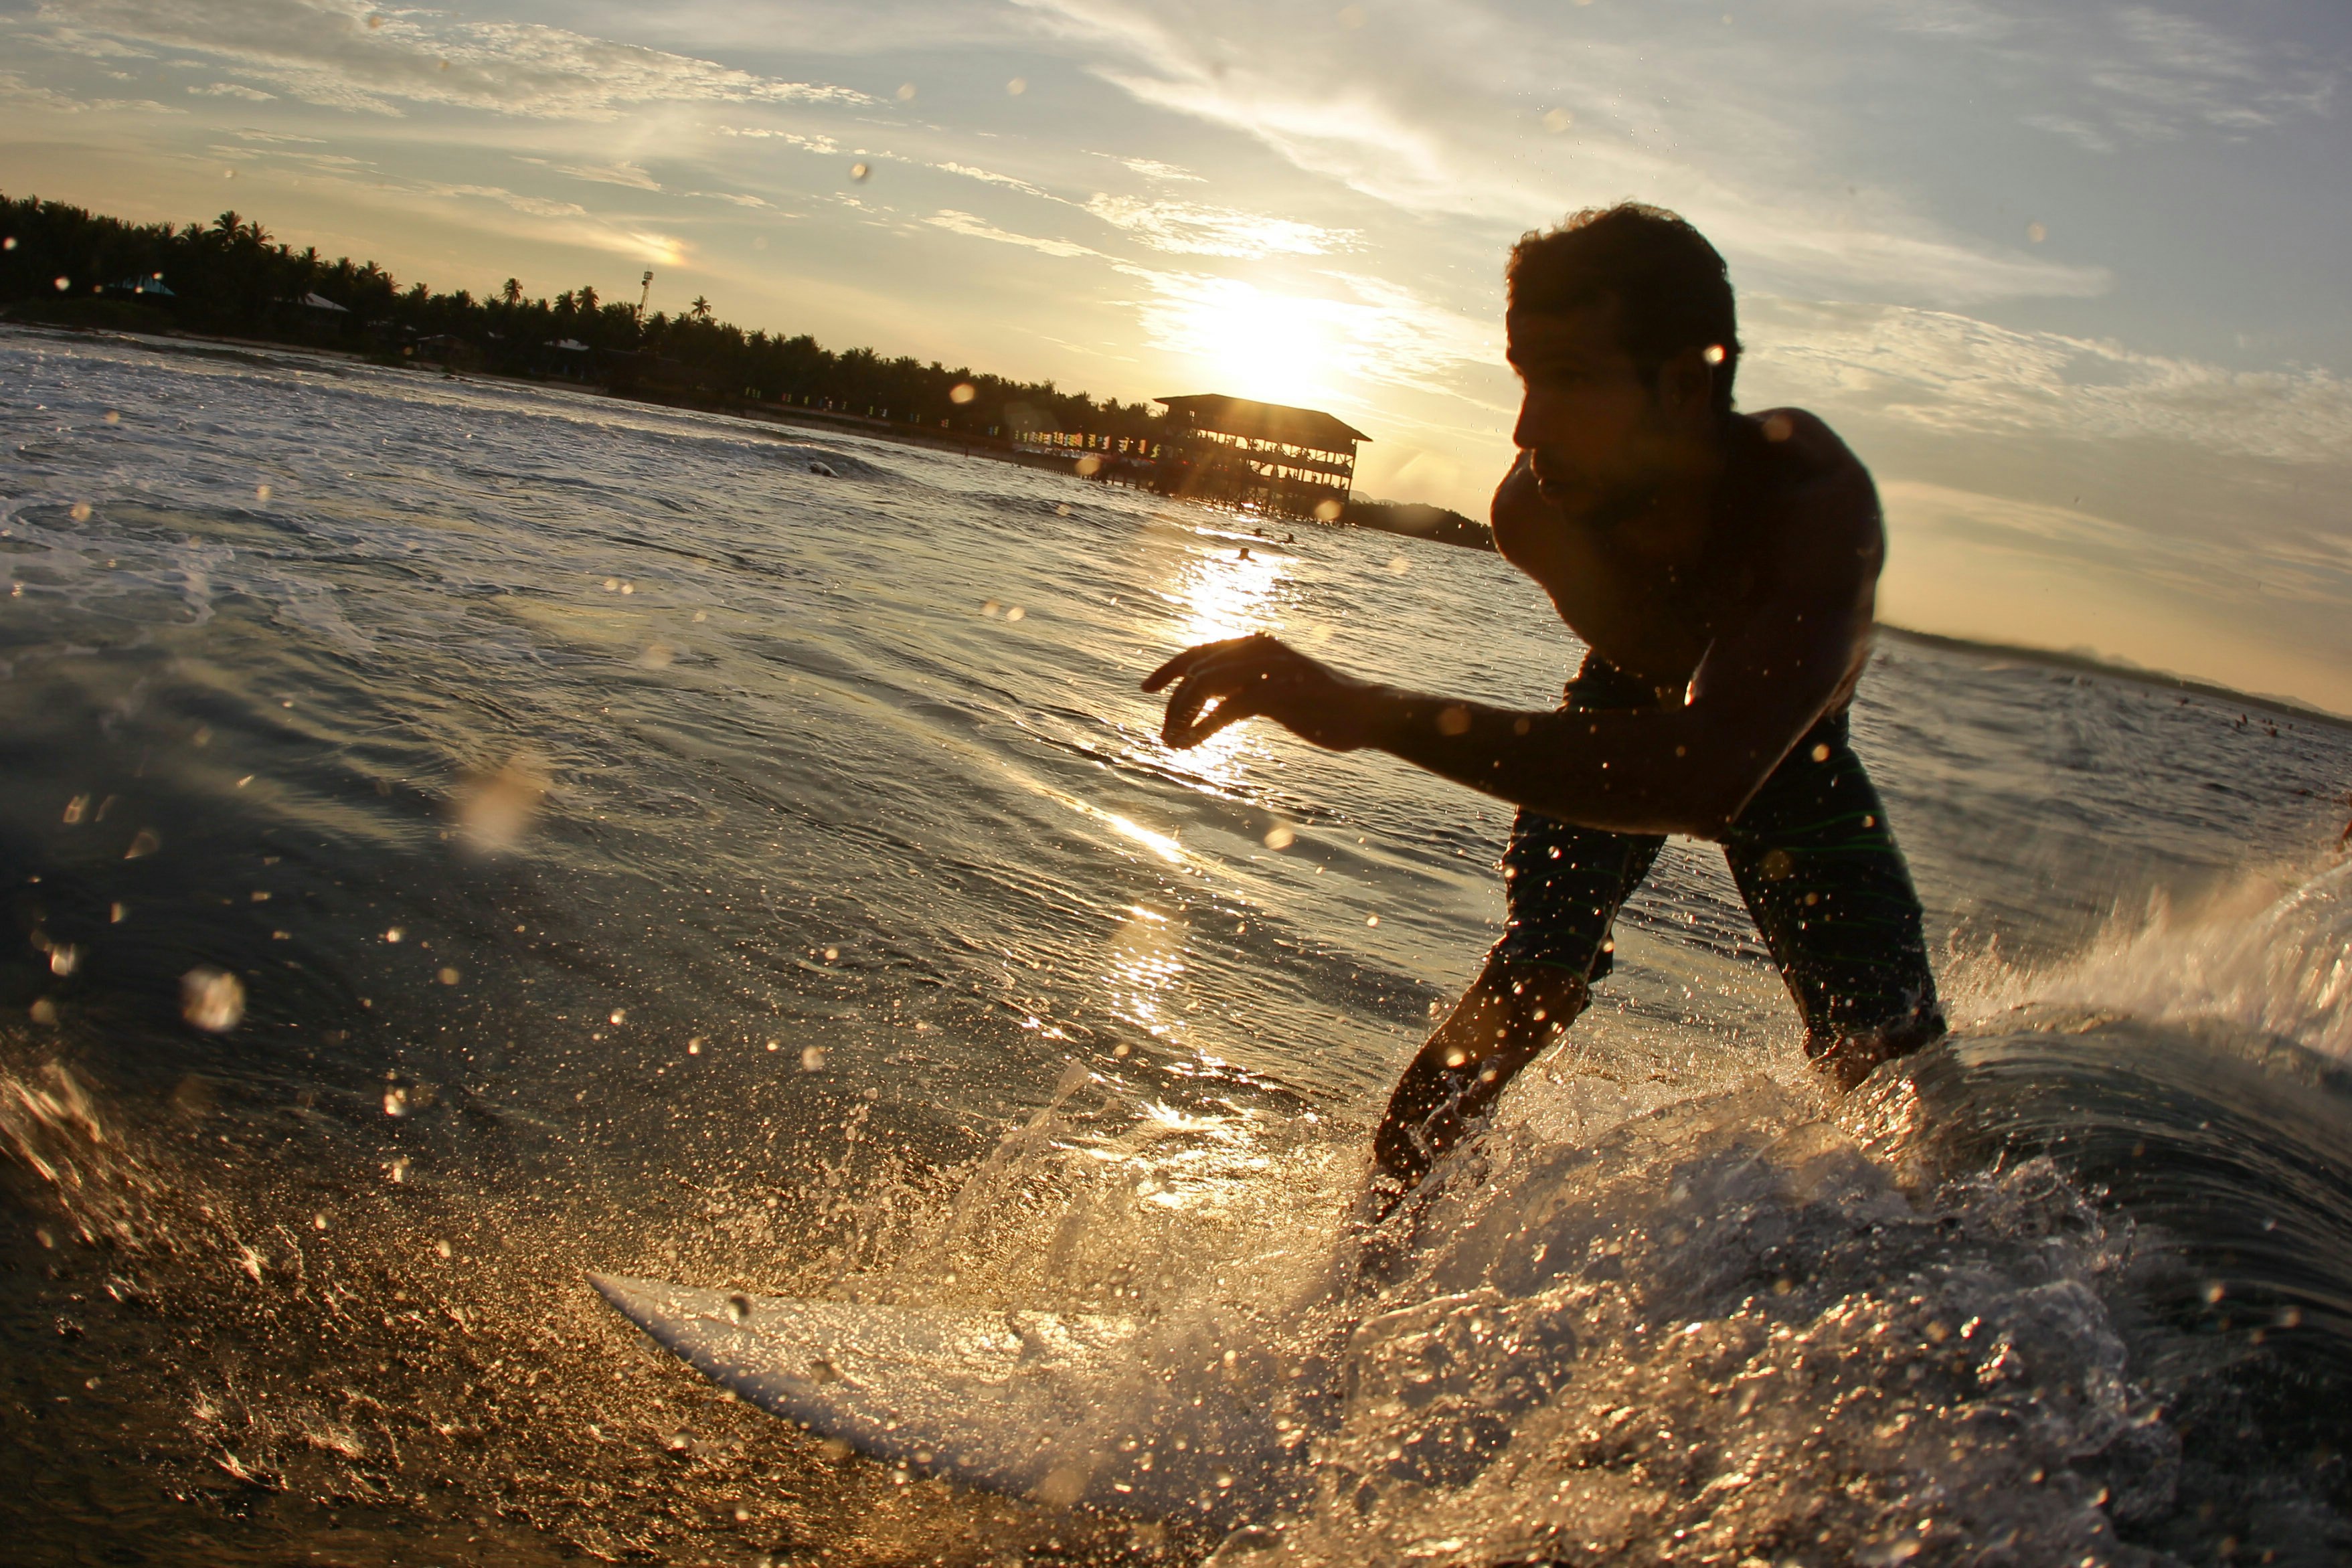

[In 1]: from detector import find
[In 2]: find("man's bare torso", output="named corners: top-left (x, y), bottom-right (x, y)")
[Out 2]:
top-left (1492, 407), bottom-right (1883, 712)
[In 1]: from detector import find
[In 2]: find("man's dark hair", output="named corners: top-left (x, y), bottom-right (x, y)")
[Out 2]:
top-left (1507, 203), bottom-right (1740, 416)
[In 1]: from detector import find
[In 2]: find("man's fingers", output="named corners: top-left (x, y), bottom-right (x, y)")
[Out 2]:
top-left (1159, 667), bottom-right (1237, 746)
top-left (1142, 636), bottom-right (1252, 693)
top-left (1159, 650), bottom-right (1268, 746)
top-left (1167, 685), bottom-right (1258, 749)
top-left (1140, 648), bottom-right (1197, 694)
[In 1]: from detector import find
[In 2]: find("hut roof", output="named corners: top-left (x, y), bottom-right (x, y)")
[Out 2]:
top-left (1155, 395), bottom-right (1369, 452)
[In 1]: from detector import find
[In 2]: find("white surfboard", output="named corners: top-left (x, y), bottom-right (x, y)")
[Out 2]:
top-left (588, 1274), bottom-right (1294, 1524)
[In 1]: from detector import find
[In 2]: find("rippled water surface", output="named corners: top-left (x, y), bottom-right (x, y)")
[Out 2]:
top-left (5, 326), bottom-right (2352, 1567)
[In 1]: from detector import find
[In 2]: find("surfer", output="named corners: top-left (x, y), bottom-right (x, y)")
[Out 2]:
top-left (1143, 204), bottom-right (1944, 1205)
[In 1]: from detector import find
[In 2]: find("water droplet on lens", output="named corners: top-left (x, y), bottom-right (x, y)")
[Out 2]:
top-left (849, 162), bottom-right (871, 183)
top-left (383, 1085), bottom-right (410, 1117)
top-left (70, 501), bottom-right (94, 522)
top-left (180, 968), bottom-right (245, 1032)
top-left (726, 1292), bottom-right (752, 1324)
top-left (800, 1045), bottom-right (826, 1072)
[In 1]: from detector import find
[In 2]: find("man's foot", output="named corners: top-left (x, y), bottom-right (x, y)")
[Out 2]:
top-left (1806, 1009), bottom-right (1948, 1092)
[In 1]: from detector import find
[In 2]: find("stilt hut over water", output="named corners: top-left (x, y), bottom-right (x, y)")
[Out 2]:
top-left (1151, 395), bottom-right (1368, 521)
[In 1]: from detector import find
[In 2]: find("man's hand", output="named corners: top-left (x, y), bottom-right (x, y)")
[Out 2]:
top-left (1141, 634), bottom-right (1385, 751)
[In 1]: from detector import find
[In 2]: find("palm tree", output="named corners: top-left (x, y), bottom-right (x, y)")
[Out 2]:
top-left (502, 277), bottom-right (523, 307)
top-left (690, 294), bottom-right (712, 321)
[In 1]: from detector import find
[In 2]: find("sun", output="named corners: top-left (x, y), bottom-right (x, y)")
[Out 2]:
top-left (1145, 275), bottom-right (1344, 408)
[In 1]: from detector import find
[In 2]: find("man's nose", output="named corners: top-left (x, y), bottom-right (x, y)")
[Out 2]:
top-left (1509, 400), bottom-right (1541, 453)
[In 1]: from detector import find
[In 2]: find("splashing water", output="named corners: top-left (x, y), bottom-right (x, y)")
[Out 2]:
top-left (1960, 857), bottom-right (2352, 1060)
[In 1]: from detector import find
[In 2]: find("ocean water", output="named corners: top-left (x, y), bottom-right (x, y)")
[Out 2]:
top-left (3, 323), bottom-right (2350, 1567)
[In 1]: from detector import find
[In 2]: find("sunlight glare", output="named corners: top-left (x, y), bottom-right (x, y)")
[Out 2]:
top-left (1147, 276), bottom-right (1343, 408)
top-left (1163, 540), bottom-right (1291, 784)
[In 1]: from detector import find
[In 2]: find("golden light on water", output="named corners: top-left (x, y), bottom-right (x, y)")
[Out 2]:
top-left (1106, 904), bottom-right (1185, 1040)
top-left (1158, 535), bottom-right (1292, 785)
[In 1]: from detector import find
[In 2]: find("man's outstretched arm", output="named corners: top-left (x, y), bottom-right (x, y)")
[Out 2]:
top-left (1143, 472), bottom-right (1881, 839)
top-left (1145, 596), bottom-right (1867, 839)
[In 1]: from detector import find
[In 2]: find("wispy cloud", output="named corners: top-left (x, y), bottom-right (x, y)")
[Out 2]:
top-left (29, 0), bottom-right (873, 120)
top-left (0, 69), bottom-right (181, 114)
top-left (1084, 195), bottom-right (1354, 258)
top-left (187, 81), bottom-right (273, 100)
top-left (934, 161), bottom-right (1055, 200)
top-left (718, 126), bottom-right (841, 155)
top-left (1108, 155), bottom-right (1202, 183)
top-left (1013, 0), bottom-right (2112, 307)
top-left (1747, 296), bottom-right (2352, 465)
top-left (531, 159), bottom-right (663, 192)
top-left (924, 209), bottom-right (1102, 260)
top-left (688, 190), bottom-right (775, 209)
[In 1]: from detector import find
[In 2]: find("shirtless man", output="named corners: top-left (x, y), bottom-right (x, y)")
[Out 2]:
top-left (1143, 204), bottom-right (1945, 1205)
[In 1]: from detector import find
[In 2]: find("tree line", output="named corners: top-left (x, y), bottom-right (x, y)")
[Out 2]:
top-left (0, 192), bottom-right (1170, 444)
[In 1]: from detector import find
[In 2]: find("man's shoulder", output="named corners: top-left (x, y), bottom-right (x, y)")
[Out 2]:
top-left (1734, 408), bottom-right (1883, 581)
top-left (1744, 406), bottom-right (1866, 483)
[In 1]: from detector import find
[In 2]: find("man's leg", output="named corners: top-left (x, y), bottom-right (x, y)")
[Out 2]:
top-left (1722, 711), bottom-right (1946, 1090)
top-left (1370, 802), bottom-right (1663, 1205)
top-left (1369, 953), bottom-right (1590, 1198)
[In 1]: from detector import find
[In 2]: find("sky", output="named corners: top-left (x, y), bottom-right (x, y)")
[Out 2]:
top-left (5, 0), bottom-right (2351, 713)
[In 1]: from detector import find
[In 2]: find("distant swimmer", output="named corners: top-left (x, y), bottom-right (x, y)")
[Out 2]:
top-left (1143, 204), bottom-right (1944, 1209)
top-left (1238, 545), bottom-right (1252, 561)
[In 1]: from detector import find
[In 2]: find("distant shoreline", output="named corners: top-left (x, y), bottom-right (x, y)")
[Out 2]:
top-left (12, 318), bottom-right (2342, 731)
top-left (1875, 625), bottom-right (2351, 729)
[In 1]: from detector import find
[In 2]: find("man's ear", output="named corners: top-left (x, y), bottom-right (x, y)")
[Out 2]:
top-left (1654, 347), bottom-right (1715, 420)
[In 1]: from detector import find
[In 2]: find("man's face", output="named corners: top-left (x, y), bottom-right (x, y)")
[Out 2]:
top-left (1505, 300), bottom-right (1679, 522)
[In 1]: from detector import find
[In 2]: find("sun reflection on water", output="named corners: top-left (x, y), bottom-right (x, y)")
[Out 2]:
top-left (1159, 531), bottom-right (1293, 786)
top-left (1106, 903), bottom-right (1186, 1042)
